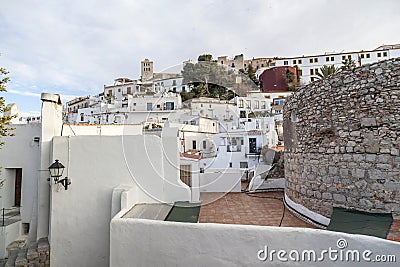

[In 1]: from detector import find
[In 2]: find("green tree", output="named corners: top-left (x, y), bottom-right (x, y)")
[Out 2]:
top-left (316, 65), bottom-right (339, 79)
top-left (181, 60), bottom-right (237, 99)
top-left (0, 66), bottom-right (15, 147)
top-left (197, 54), bottom-right (213, 62)
top-left (341, 58), bottom-right (356, 71)
top-left (246, 64), bottom-right (258, 85)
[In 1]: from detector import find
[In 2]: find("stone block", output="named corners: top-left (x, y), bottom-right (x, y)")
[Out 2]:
top-left (333, 193), bottom-right (346, 203)
top-left (322, 192), bottom-right (332, 200)
top-left (365, 146), bottom-right (380, 153)
top-left (377, 163), bottom-right (391, 170)
top-left (361, 117), bottom-right (377, 127)
top-left (391, 148), bottom-right (400, 156)
top-left (359, 198), bottom-right (373, 209)
top-left (328, 166), bottom-right (338, 175)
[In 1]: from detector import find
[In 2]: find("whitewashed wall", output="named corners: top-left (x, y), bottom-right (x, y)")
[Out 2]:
top-left (0, 124), bottom-right (41, 224)
top-left (199, 169), bottom-right (241, 192)
top-left (49, 131), bottom-right (191, 267)
top-left (62, 124), bottom-right (143, 136)
top-left (110, 217), bottom-right (400, 267)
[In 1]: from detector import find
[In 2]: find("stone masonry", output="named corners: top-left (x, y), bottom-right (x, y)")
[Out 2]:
top-left (283, 58), bottom-right (400, 218)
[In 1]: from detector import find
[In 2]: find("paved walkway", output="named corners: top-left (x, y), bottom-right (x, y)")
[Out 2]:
top-left (199, 191), bottom-right (316, 228)
top-left (387, 220), bottom-right (400, 242)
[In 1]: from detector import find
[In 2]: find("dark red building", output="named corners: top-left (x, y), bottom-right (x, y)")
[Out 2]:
top-left (259, 66), bottom-right (297, 92)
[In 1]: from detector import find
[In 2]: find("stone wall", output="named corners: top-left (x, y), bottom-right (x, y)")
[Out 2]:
top-left (284, 58), bottom-right (400, 218)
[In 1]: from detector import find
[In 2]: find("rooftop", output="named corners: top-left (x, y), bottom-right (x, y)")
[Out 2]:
top-left (199, 191), bottom-right (316, 228)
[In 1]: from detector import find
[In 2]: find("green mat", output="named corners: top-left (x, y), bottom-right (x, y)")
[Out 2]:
top-left (327, 207), bottom-right (393, 239)
top-left (165, 202), bottom-right (200, 223)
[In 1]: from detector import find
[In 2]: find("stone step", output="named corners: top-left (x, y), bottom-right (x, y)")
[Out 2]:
top-left (3, 238), bottom-right (49, 267)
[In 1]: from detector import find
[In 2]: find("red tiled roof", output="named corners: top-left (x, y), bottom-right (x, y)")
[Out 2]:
top-left (181, 153), bottom-right (201, 159)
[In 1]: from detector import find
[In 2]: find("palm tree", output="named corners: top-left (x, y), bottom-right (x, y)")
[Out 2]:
top-left (316, 65), bottom-right (339, 79)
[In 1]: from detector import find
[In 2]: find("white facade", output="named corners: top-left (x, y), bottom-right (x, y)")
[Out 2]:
top-left (189, 98), bottom-right (239, 131)
top-left (49, 130), bottom-right (191, 266)
top-left (103, 78), bottom-right (141, 101)
top-left (69, 93), bottom-right (183, 125)
top-left (274, 44), bottom-right (400, 84)
top-left (154, 77), bottom-right (189, 93)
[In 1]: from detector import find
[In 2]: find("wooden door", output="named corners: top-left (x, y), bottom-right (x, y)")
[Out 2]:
top-left (14, 168), bottom-right (22, 206)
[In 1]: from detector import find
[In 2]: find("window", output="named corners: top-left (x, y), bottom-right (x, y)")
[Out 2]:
top-left (200, 104), bottom-right (203, 107)
top-left (298, 59), bottom-right (302, 64)
top-left (118, 88), bottom-right (121, 92)
top-left (326, 56), bottom-right (334, 62)
top-left (239, 99), bottom-right (244, 108)
top-left (273, 99), bottom-right (285, 106)
top-left (80, 113), bottom-right (84, 121)
top-left (298, 68), bottom-right (303, 76)
top-left (246, 100), bottom-right (251, 108)
top-left (147, 103), bottom-right (153, 111)
top-left (192, 140), bottom-right (197, 149)
top-left (240, 162), bottom-right (248, 169)
top-left (348, 55), bottom-right (352, 59)
top-left (127, 87), bottom-right (131, 94)
top-left (203, 140), bottom-right (207, 149)
top-left (172, 80), bottom-right (176, 86)
top-left (166, 102), bottom-right (174, 110)
top-left (310, 69), bottom-right (314, 75)
top-left (240, 110), bottom-right (246, 118)
top-left (261, 64), bottom-right (264, 67)
top-left (360, 54), bottom-right (365, 59)
top-left (229, 162), bottom-right (232, 168)
top-left (383, 51), bottom-right (388, 57)
top-left (249, 138), bottom-right (257, 153)
top-left (180, 165), bottom-right (191, 187)
top-left (366, 53), bottom-right (370, 58)
top-left (254, 101), bottom-right (259, 109)
top-left (108, 90), bottom-right (112, 96)
top-left (311, 77), bottom-right (316, 82)
top-left (156, 104), bottom-right (161, 108)
top-left (221, 61), bottom-right (224, 64)
top-left (310, 58), bottom-right (318, 63)
top-left (283, 60), bottom-right (288, 65)
top-left (133, 103), bottom-right (136, 106)
top-left (293, 60), bottom-right (297, 64)
top-left (227, 137), bottom-right (243, 152)
top-left (209, 104), bottom-right (212, 108)
top-left (377, 52), bottom-right (381, 58)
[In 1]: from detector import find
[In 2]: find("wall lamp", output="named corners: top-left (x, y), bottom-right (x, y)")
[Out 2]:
top-left (48, 159), bottom-right (71, 190)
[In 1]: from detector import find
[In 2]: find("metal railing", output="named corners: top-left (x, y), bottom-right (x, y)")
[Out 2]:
top-left (2, 207), bottom-right (21, 227)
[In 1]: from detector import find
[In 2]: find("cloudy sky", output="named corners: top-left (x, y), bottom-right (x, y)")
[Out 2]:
top-left (1, 0), bottom-right (399, 115)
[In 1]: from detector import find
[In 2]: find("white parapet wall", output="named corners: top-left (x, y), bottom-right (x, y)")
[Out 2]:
top-left (199, 169), bottom-right (242, 192)
top-left (110, 215), bottom-right (400, 267)
top-left (0, 221), bottom-right (21, 259)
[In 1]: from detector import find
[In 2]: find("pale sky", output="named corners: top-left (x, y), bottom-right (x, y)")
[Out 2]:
top-left (1, 0), bottom-right (399, 115)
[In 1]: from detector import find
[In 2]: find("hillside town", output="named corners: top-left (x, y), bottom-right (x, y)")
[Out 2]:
top-left (0, 42), bottom-right (400, 267)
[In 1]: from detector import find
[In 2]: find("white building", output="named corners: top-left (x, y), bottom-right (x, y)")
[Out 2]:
top-left (103, 78), bottom-right (142, 101)
top-left (273, 44), bottom-right (400, 84)
top-left (154, 76), bottom-right (189, 93)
